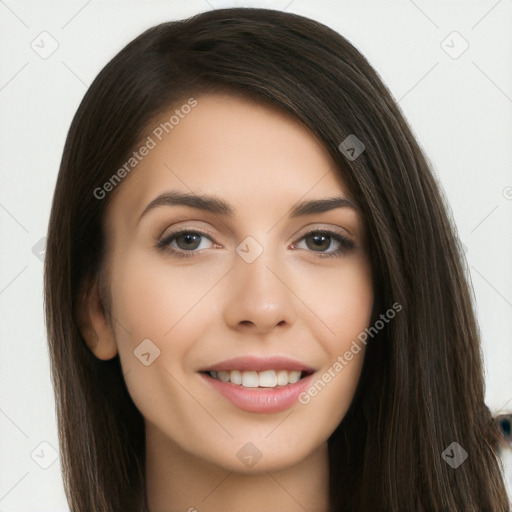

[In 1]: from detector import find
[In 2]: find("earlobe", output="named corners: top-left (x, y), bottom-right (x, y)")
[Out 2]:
top-left (74, 274), bottom-right (118, 360)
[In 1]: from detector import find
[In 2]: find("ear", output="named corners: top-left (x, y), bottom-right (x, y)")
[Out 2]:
top-left (74, 274), bottom-right (118, 360)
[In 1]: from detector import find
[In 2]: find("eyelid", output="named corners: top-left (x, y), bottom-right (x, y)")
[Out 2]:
top-left (156, 219), bottom-right (218, 239)
top-left (292, 223), bottom-right (355, 244)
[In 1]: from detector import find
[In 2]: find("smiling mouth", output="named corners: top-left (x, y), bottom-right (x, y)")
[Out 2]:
top-left (200, 369), bottom-right (312, 388)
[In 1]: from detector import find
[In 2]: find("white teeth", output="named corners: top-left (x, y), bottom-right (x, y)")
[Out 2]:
top-left (208, 369), bottom-right (306, 387)
top-left (258, 370), bottom-right (277, 387)
top-left (241, 371), bottom-right (259, 388)
top-left (229, 370), bottom-right (242, 385)
top-left (288, 370), bottom-right (301, 383)
top-left (277, 370), bottom-right (289, 386)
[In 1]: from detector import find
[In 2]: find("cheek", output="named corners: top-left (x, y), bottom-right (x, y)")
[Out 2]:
top-left (106, 253), bottom-right (223, 427)
top-left (291, 257), bottom-right (372, 421)
top-left (109, 250), bottom-right (227, 347)
top-left (294, 256), bottom-right (374, 346)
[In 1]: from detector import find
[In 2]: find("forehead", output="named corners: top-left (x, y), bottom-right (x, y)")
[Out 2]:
top-left (104, 93), bottom-right (351, 228)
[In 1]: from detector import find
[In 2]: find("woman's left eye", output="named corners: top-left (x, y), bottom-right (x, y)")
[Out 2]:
top-left (292, 231), bottom-right (355, 258)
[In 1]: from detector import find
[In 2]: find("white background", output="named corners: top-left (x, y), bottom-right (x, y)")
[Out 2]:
top-left (1, 0), bottom-right (511, 509)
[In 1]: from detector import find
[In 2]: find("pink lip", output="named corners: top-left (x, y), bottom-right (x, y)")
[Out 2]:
top-left (200, 372), bottom-right (315, 413)
top-left (199, 355), bottom-right (316, 373)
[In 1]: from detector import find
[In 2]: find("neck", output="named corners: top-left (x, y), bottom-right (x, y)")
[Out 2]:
top-left (144, 421), bottom-right (330, 512)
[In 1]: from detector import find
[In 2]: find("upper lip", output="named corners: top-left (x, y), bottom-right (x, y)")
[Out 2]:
top-left (199, 356), bottom-right (317, 374)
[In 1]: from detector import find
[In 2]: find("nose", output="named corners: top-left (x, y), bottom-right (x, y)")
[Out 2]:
top-left (222, 247), bottom-right (297, 335)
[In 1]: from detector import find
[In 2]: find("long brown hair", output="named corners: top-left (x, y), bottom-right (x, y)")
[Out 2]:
top-left (44, 7), bottom-right (509, 511)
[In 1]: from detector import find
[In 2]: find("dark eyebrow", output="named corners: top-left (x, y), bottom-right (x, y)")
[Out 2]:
top-left (138, 190), bottom-right (358, 222)
top-left (289, 196), bottom-right (358, 217)
top-left (138, 191), bottom-right (234, 222)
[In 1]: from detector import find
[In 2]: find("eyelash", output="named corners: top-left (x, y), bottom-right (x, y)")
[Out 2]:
top-left (156, 229), bottom-right (355, 259)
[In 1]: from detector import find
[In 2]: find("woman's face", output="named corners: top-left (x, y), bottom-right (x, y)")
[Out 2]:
top-left (97, 93), bottom-right (373, 472)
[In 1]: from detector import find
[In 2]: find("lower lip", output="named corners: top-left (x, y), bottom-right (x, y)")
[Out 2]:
top-left (200, 372), bottom-right (314, 413)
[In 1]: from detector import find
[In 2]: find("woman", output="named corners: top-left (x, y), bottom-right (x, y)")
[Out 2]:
top-left (44, 7), bottom-right (510, 511)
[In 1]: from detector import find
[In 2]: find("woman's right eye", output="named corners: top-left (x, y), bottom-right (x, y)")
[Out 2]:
top-left (156, 230), bottom-right (215, 258)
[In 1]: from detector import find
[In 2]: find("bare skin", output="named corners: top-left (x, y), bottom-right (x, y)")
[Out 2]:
top-left (78, 93), bottom-right (374, 511)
